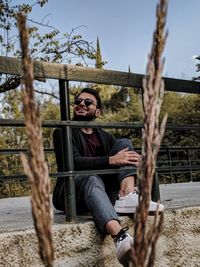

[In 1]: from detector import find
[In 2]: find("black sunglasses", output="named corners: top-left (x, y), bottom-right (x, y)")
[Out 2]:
top-left (74, 98), bottom-right (97, 107)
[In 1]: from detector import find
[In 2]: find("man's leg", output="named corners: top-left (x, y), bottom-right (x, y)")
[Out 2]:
top-left (105, 220), bottom-right (133, 266)
top-left (110, 138), bottom-right (164, 213)
top-left (109, 138), bottom-right (137, 197)
top-left (119, 176), bottom-right (135, 197)
top-left (75, 173), bottom-right (133, 265)
top-left (75, 174), bottom-right (121, 234)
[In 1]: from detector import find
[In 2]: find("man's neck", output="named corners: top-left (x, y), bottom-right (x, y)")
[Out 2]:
top-left (81, 128), bottom-right (93, 134)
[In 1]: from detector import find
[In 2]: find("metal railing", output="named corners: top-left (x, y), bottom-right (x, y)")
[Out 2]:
top-left (1, 145), bottom-right (199, 181)
top-left (0, 56), bottom-right (200, 221)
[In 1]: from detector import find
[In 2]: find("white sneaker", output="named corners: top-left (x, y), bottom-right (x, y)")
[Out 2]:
top-left (114, 191), bottom-right (165, 214)
top-left (116, 232), bottom-right (133, 266)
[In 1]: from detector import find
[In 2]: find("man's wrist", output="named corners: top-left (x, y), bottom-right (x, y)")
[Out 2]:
top-left (109, 156), bottom-right (114, 165)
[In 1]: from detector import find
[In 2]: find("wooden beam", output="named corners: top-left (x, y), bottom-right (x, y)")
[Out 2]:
top-left (0, 56), bottom-right (200, 93)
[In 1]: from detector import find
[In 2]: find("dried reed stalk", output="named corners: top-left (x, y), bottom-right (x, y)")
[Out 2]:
top-left (17, 13), bottom-right (54, 267)
top-left (130, 0), bottom-right (168, 266)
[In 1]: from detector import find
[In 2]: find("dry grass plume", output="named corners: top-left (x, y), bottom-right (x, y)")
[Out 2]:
top-left (17, 13), bottom-right (54, 267)
top-left (130, 0), bottom-right (168, 266)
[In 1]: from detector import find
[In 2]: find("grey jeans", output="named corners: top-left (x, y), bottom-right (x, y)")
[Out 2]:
top-left (75, 138), bottom-right (136, 234)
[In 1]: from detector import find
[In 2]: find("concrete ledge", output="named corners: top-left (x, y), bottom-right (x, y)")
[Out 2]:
top-left (0, 183), bottom-right (200, 266)
top-left (0, 216), bottom-right (132, 267)
top-left (0, 207), bottom-right (200, 267)
top-left (156, 206), bottom-right (200, 267)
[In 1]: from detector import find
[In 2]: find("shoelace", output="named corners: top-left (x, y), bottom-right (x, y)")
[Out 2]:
top-left (112, 226), bottom-right (129, 243)
top-left (118, 188), bottom-right (138, 199)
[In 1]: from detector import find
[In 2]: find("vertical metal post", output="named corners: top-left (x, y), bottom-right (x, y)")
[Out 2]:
top-left (167, 147), bottom-right (173, 183)
top-left (151, 171), bottom-right (160, 202)
top-left (59, 79), bottom-right (76, 221)
top-left (187, 148), bottom-right (193, 182)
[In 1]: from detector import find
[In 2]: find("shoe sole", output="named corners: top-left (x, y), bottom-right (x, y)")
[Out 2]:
top-left (115, 206), bottom-right (164, 214)
top-left (115, 206), bottom-right (136, 213)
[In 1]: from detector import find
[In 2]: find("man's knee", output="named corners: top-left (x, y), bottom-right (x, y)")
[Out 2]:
top-left (110, 138), bottom-right (134, 155)
top-left (117, 138), bottom-right (133, 149)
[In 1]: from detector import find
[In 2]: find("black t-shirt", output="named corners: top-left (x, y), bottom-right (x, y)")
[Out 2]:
top-left (82, 131), bottom-right (101, 157)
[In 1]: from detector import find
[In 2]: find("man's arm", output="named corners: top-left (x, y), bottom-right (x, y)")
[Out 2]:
top-left (73, 145), bottom-right (141, 170)
top-left (73, 144), bottom-right (110, 170)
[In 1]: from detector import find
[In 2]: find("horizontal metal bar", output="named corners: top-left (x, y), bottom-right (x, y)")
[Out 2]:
top-left (159, 147), bottom-right (200, 151)
top-left (1, 165), bottom-right (200, 180)
top-left (0, 167), bottom-right (136, 179)
top-left (0, 119), bottom-right (142, 128)
top-left (0, 168), bottom-right (134, 180)
top-left (0, 119), bottom-right (200, 130)
top-left (158, 170), bottom-right (194, 176)
top-left (53, 168), bottom-right (136, 177)
top-left (157, 165), bottom-right (200, 172)
top-left (1, 147), bottom-right (199, 153)
top-left (0, 146), bottom-right (200, 152)
top-left (0, 174), bottom-right (27, 179)
top-left (0, 148), bottom-right (54, 155)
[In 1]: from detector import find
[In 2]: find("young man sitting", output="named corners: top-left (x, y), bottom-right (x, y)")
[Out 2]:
top-left (53, 88), bottom-right (164, 265)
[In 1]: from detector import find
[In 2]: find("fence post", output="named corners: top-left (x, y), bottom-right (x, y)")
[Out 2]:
top-left (151, 172), bottom-right (160, 202)
top-left (167, 147), bottom-right (173, 183)
top-left (59, 79), bottom-right (76, 221)
top-left (186, 148), bottom-right (193, 182)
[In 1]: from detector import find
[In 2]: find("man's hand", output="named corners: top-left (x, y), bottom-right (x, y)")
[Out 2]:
top-left (109, 147), bottom-right (141, 167)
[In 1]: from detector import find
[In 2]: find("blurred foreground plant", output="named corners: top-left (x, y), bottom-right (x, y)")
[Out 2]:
top-left (17, 13), bottom-right (54, 267)
top-left (130, 0), bottom-right (168, 266)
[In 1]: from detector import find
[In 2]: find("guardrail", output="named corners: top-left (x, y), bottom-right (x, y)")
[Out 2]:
top-left (0, 56), bottom-right (200, 221)
top-left (1, 146), bottom-right (199, 182)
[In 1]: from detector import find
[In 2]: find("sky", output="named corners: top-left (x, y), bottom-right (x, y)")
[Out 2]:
top-left (14, 0), bottom-right (200, 80)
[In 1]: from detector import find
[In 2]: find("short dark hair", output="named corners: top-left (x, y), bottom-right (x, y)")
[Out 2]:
top-left (76, 88), bottom-right (102, 109)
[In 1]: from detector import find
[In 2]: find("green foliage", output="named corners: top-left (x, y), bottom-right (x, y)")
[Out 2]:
top-left (40, 97), bottom-right (59, 149)
top-left (194, 55), bottom-right (200, 81)
top-left (0, 90), bottom-right (58, 197)
top-left (0, 1), bottom-right (199, 193)
top-left (0, 90), bottom-right (59, 177)
top-left (0, 178), bottom-right (56, 198)
top-left (160, 92), bottom-right (200, 147)
top-left (0, 86), bottom-right (200, 196)
top-left (0, 0), bottom-right (99, 65)
top-left (95, 36), bottom-right (106, 69)
top-left (0, 179), bottom-right (31, 198)
top-left (0, 90), bottom-right (26, 160)
top-left (40, 98), bottom-right (60, 120)
top-left (161, 92), bottom-right (200, 124)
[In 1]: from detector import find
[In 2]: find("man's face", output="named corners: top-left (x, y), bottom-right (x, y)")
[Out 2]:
top-left (73, 92), bottom-right (101, 121)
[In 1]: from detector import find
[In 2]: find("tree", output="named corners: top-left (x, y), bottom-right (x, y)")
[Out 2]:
top-left (0, 89), bottom-right (26, 178)
top-left (194, 55), bottom-right (200, 81)
top-left (0, 1), bottom-right (104, 179)
top-left (95, 36), bottom-right (106, 69)
top-left (160, 92), bottom-right (200, 146)
top-left (0, 0), bottom-right (100, 95)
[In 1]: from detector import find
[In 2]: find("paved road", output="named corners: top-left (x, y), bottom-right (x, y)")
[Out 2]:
top-left (0, 182), bottom-right (199, 233)
top-left (160, 182), bottom-right (200, 209)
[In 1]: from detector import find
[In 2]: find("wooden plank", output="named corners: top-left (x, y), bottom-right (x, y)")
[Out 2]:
top-left (0, 56), bottom-right (69, 80)
top-left (0, 56), bottom-right (22, 76)
top-left (164, 77), bottom-right (200, 94)
top-left (0, 56), bottom-right (200, 93)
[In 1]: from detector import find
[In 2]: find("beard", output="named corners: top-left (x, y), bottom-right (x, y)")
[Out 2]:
top-left (73, 111), bottom-right (96, 121)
